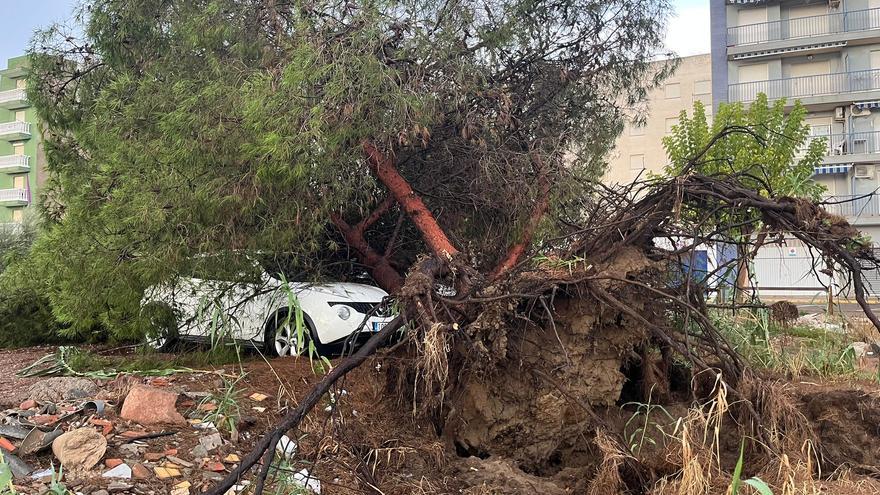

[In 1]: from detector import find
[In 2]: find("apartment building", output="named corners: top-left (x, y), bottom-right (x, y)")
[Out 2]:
top-left (712, 0), bottom-right (880, 296)
top-left (0, 55), bottom-right (42, 224)
top-left (712, 0), bottom-right (880, 239)
top-left (605, 53), bottom-right (713, 184)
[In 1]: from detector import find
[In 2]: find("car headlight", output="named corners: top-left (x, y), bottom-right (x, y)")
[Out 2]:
top-left (336, 305), bottom-right (351, 320)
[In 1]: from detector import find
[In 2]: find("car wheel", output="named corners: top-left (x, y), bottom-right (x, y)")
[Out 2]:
top-left (142, 302), bottom-right (180, 352)
top-left (264, 309), bottom-right (312, 357)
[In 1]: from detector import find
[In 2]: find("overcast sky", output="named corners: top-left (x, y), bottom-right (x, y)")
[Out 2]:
top-left (0, 0), bottom-right (711, 67)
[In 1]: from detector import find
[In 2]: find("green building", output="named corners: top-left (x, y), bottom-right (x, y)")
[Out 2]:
top-left (0, 55), bottom-right (42, 224)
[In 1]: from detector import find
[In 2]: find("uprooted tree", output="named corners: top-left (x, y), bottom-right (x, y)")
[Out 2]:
top-left (21, 0), bottom-right (880, 493)
top-left (20, 0), bottom-right (674, 338)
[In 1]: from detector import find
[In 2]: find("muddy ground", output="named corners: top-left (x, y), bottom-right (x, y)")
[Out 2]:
top-left (3, 344), bottom-right (880, 495)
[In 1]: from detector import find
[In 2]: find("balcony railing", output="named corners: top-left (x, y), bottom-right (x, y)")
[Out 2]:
top-left (728, 8), bottom-right (880, 46)
top-left (0, 188), bottom-right (28, 205)
top-left (0, 155), bottom-right (29, 173)
top-left (729, 68), bottom-right (880, 102)
top-left (806, 131), bottom-right (880, 156)
top-left (823, 194), bottom-right (880, 218)
top-left (0, 89), bottom-right (27, 109)
top-left (0, 121), bottom-right (31, 140)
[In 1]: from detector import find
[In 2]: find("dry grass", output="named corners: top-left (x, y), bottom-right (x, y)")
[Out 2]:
top-left (587, 429), bottom-right (631, 495)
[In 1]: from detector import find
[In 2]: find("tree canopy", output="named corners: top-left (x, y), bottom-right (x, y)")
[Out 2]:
top-left (21, 0), bottom-right (674, 337)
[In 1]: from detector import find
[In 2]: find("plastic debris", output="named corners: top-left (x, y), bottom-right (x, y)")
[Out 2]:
top-left (102, 463), bottom-right (132, 479)
top-left (276, 435), bottom-right (297, 459)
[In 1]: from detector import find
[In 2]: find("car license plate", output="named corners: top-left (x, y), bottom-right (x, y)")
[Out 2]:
top-left (372, 322), bottom-right (386, 332)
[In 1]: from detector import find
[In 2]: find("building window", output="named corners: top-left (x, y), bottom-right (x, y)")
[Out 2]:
top-left (666, 117), bottom-right (680, 133)
top-left (665, 83), bottom-right (681, 99)
top-left (12, 143), bottom-right (24, 156)
top-left (11, 209), bottom-right (23, 223)
top-left (12, 175), bottom-right (26, 190)
top-left (629, 122), bottom-right (646, 136)
top-left (629, 154), bottom-right (645, 171)
top-left (15, 79), bottom-right (25, 90)
top-left (694, 80), bottom-right (711, 95)
top-left (14, 110), bottom-right (25, 122)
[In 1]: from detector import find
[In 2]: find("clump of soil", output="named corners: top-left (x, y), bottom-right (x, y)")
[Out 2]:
top-left (443, 247), bottom-right (659, 476)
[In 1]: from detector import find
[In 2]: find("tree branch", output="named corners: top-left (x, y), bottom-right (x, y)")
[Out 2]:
top-left (490, 152), bottom-right (551, 280)
top-left (363, 140), bottom-right (460, 258)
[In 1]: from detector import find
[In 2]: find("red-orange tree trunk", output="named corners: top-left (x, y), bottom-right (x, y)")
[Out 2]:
top-left (363, 141), bottom-right (460, 259)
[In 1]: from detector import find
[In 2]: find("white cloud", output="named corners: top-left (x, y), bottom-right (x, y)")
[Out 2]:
top-left (665, 4), bottom-right (711, 57)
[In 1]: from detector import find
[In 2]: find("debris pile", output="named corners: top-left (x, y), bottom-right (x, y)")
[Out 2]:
top-left (0, 371), bottom-right (294, 495)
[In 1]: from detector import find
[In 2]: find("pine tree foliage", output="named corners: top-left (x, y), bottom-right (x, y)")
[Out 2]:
top-left (24, 0), bottom-right (673, 337)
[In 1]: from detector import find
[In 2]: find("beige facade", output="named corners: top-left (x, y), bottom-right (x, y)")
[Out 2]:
top-left (605, 53), bottom-right (713, 185)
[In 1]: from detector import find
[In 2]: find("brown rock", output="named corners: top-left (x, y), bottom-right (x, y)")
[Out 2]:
top-left (131, 463), bottom-right (150, 479)
top-left (143, 453), bottom-right (164, 461)
top-left (19, 400), bottom-right (37, 410)
top-left (120, 386), bottom-right (186, 426)
top-left (32, 415), bottom-right (59, 425)
top-left (52, 428), bottom-right (107, 471)
top-left (105, 458), bottom-right (123, 468)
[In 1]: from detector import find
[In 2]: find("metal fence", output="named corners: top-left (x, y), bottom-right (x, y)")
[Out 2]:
top-left (823, 194), bottom-right (880, 218)
top-left (728, 7), bottom-right (880, 46)
top-left (729, 68), bottom-right (880, 102)
top-left (753, 242), bottom-right (831, 297)
top-left (806, 130), bottom-right (880, 156)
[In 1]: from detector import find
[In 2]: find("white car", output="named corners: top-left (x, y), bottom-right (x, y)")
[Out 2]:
top-left (140, 257), bottom-right (396, 356)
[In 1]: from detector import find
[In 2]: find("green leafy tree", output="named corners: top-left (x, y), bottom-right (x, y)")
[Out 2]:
top-left (23, 0), bottom-right (674, 338)
top-left (662, 94), bottom-right (826, 297)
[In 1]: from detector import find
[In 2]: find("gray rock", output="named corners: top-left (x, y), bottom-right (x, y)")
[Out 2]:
top-left (199, 432), bottom-right (223, 452)
top-left (107, 481), bottom-right (132, 493)
top-left (92, 490), bottom-right (110, 495)
top-left (190, 444), bottom-right (208, 459)
top-left (118, 443), bottom-right (142, 457)
top-left (27, 378), bottom-right (99, 403)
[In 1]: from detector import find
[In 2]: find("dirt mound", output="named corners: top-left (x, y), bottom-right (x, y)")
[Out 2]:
top-left (799, 386), bottom-right (880, 472)
top-left (444, 247), bottom-right (657, 475)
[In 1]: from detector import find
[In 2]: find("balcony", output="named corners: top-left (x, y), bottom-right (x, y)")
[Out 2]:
top-left (807, 131), bottom-right (880, 158)
top-left (0, 122), bottom-right (30, 141)
top-left (728, 8), bottom-right (880, 46)
top-left (0, 89), bottom-right (27, 110)
top-left (0, 188), bottom-right (28, 207)
top-left (729, 68), bottom-right (880, 103)
top-left (823, 194), bottom-right (880, 219)
top-left (0, 155), bottom-right (29, 174)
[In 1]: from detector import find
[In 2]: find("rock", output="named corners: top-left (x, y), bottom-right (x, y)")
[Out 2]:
top-left (105, 458), bottom-right (124, 468)
top-left (102, 463), bottom-right (132, 479)
top-left (120, 386), bottom-right (186, 426)
top-left (199, 433), bottom-right (223, 453)
top-left (131, 463), bottom-right (150, 480)
top-left (19, 400), bottom-right (37, 410)
top-left (51, 428), bottom-right (107, 471)
top-left (205, 462), bottom-right (225, 472)
top-left (27, 378), bottom-right (99, 403)
top-left (107, 481), bottom-right (131, 493)
top-left (143, 452), bottom-right (164, 461)
top-left (166, 456), bottom-right (193, 468)
top-left (92, 490), bottom-right (110, 495)
top-left (190, 444), bottom-right (209, 459)
top-left (202, 471), bottom-right (224, 481)
top-left (223, 454), bottom-right (240, 463)
top-left (118, 444), bottom-right (142, 457)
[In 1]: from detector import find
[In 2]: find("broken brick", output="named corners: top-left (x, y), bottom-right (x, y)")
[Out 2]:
top-left (19, 400), bottom-right (37, 410)
top-left (105, 458), bottom-right (124, 468)
top-left (0, 437), bottom-right (15, 452)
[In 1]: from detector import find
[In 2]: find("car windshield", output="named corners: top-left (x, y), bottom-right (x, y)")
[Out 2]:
top-left (177, 253), bottom-right (262, 283)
